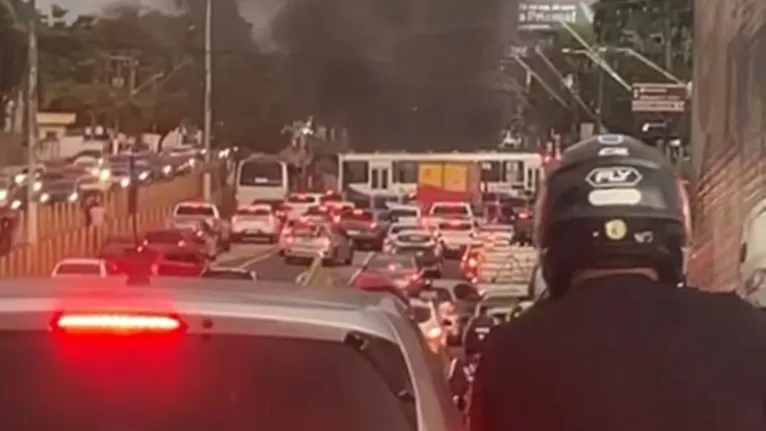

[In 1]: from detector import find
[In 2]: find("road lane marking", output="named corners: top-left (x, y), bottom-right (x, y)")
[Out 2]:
top-left (236, 246), bottom-right (279, 268)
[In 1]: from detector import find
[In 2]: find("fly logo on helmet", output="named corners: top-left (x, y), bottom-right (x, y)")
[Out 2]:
top-left (586, 166), bottom-right (642, 188)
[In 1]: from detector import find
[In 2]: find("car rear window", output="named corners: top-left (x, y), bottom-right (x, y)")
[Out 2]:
top-left (287, 195), bottom-right (316, 204)
top-left (1, 333), bottom-right (413, 431)
top-left (144, 231), bottom-right (183, 244)
top-left (438, 222), bottom-right (472, 231)
top-left (397, 233), bottom-right (430, 243)
top-left (54, 263), bottom-right (100, 275)
top-left (341, 210), bottom-right (373, 222)
top-left (236, 207), bottom-right (271, 216)
top-left (431, 205), bottom-right (468, 216)
top-left (174, 205), bottom-right (215, 217)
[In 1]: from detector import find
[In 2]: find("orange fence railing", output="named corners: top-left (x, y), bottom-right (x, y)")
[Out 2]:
top-left (0, 171), bottom-right (219, 277)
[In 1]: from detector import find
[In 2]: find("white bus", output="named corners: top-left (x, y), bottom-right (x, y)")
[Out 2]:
top-left (337, 151), bottom-right (544, 200)
top-left (235, 156), bottom-right (291, 206)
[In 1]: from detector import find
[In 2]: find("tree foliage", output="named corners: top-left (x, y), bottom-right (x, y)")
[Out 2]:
top-left (0, 0), bottom-right (27, 124)
top-left (0, 0), bottom-right (290, 151)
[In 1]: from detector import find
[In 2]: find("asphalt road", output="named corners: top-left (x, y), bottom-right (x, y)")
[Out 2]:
top-left (223, 246), bottom-right (466, 287)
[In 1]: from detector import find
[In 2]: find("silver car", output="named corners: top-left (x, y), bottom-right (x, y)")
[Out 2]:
top-left (0, 279), bottom-right (462, 431)
top-left (283, 223), bottom-right (354, 266)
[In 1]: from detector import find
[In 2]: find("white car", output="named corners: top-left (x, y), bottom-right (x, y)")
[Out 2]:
top-left (384, 222), bottom-right (425, 252)
top-left (427, 201), bottom-right (475, 225)
top-left (386, 203), bottom-right (421, 224)
top-left (51, 258), bottom-right (110, 278)
top-left (169, 201), bottom-right (231, 250)
top-left (410, 297), bottom-right (446, 354)
top-left (390, 229), bottom-right (443, 259)
top-left (231, 204), bottom-right (280, 243)
top-left (283, 193), bottom-right (323, 219)
top-left (436, 219), bottom-right (477, 257)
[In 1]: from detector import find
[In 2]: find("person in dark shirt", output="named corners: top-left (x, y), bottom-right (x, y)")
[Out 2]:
top-left (449, 305), bottom-right (496, 412)
top-left (469, 134), bottom-right (766, 431)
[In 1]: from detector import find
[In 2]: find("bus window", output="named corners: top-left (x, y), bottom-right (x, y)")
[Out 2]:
top-left (239, 160), bottom-right (283, 186)
top-left (342, 161), bottom-right (369, 185)
top-left (392, 161), bottom-right (418, 184)
top-left (503, 161), bottom-right (524, 184)
top-left (480, 161), bottom-right (501, 182)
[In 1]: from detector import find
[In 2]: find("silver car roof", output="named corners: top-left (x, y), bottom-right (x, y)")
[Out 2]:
top-left (0, 279), bottom-right (410, 343)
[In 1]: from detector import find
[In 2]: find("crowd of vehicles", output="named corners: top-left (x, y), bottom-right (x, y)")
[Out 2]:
top-left (0, 147), bottom-right (208, 211)
top-left (38, 150), bottom-right (546, 428)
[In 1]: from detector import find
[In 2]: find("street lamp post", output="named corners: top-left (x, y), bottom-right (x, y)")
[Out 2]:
top-left (202, 0), bottom-right (213, 200)
top-left (25, 0), bottom-right (38, 245)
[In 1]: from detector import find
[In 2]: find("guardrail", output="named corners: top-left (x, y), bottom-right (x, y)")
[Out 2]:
top-left (0, 171), bottom-right (223, 277)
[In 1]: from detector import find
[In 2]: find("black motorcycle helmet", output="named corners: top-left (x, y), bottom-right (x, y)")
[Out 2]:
top-left (534, 134), bottom-right (691, 297)
top-left (463, 313), bottom-right (496, 356)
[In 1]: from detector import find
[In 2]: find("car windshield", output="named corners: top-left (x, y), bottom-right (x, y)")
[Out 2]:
top-left (411, 304), bottom-right (432, 323)
top-left (287, 195), bottom-right (316, 204)
top-left (236, 207), bottom-right (271, 216)
top-left (396, 233), bottom-right (431, 243)
top-left (304, 206), bottom-right (328, 215)
top-left (175, 205), bottom-right (215, 217)
top-left (367, 255), bottom-right (415, 271)
top-left (431, 205), bottom-right (468, 216)
top-left (389, 225), bottom-right (419, 235)
top-left (0, 333), bottom-right (413, 431)
top-left (341, 210), bottom-right (374, 222)
top-left (54, 263), bottom-right (100, 275)
top-left (389, 209), bottom-right (418, 219)
top-left (144, 231), bottom-right (183, 244)
top-left (438, 222), bottom-right (472, 231)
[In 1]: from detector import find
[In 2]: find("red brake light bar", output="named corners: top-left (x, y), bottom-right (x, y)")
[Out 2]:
top-left (52, 313), bottom-right (184, 335)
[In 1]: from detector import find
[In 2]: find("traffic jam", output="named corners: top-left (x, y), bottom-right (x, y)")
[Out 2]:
top-left (21, 150), bottom-right (552, 429)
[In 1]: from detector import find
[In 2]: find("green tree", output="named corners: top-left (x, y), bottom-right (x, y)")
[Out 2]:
top-left (0, 0), bottom-right (27, 127)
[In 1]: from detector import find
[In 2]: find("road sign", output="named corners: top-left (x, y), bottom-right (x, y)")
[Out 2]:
top-left (631, 82), bottom-right (689, 113)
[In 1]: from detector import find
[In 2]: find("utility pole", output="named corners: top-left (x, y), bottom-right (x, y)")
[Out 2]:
top-left (662, 2), bottom-right (673, 72)
top-left (202, 0), bottom-right (213, 200)
top-left (25, 0), bottom-right (38, 245)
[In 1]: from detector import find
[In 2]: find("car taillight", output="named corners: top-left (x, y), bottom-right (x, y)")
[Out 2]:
top-left (333, 215), bottom-right (341, 223)
top-left (518, 212), bottom-right (529, 220)
top-left (177, 240), bottom-right (187, 247)
top-left (51, 313), bottom-right (185, 335)
top-left (468, 258), bottom-right (477, 267)
top-left (409, 273), bottom-right (421, 282)
top-left (370, 222), bottom-right (378, 228)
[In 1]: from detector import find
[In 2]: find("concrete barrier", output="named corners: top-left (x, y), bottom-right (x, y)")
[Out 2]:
top-left (0, 171), bottom-right (220, 277)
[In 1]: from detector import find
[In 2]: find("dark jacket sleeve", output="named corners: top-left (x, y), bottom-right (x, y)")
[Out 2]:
top-left (467, 329), bottom-right (505, 431)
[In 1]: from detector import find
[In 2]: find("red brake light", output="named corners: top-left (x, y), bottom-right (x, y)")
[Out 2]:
top-left (353, 209), bottom-right (364, 215)
top-left (370, 222), bottom-right (378, 228)
top-left (518, 212), bottom-right (529, 220)
top-left (52, 313), bottom-right (184, 334)
top-left (468, 258), bottom-right (477, 267)
top-left (177, 240), bottom-right (187, 247)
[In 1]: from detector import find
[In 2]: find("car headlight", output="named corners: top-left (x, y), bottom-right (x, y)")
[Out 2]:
top-left (162, 165), bottom-right (172, 175)
top-left (98, 169), bottom-right (111, 181)
top-left (120, 178), bottom-right (131, 188)
top-left (39, 193), bottom-right (50, 203)
top-left (68, 192), bottom-right (79, 202)
top-left (10, 200), bottom-right (21, 210)
top-left (13, 174), bottom-right (24, 184)
top-left (33, 181), bottom-right (42, 192)
top-left (0, 190), bottom-right (8, 200)
top-left (138, 171), bottom-right (150, 180)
